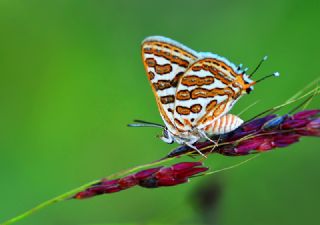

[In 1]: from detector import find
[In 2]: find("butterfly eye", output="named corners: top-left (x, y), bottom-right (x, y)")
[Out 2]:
top-left (246, 87), bottom-right (253, 94)
top-left (240, 77), bottom-right (254, 94)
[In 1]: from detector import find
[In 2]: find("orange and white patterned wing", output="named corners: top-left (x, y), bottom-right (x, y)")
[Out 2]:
top-left (141, 36), bottom-right (200, 134)
top-left (174, 55), bottom-right (252, 131)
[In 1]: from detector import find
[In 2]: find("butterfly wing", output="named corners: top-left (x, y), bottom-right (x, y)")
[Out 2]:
top-left (141, 36), bottom-right (200, 133)
top-left (174, 55), bottom-right (248, 131)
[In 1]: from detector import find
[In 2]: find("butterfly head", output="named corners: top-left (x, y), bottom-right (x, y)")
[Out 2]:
top-left (236, 55), bottom-right (279, 94)
top-left (242, 74), bottom-right (255, 94)
top-left (234, 73), bottom-right (256, 94)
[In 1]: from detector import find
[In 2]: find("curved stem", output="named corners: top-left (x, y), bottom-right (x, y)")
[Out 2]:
top-left (0, 156), bottom-right (176, 225)
top-left (0, 180), bottom-right (98, 225)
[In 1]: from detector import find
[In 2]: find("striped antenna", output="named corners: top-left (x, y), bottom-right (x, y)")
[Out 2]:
top-left (255, 72), bottom-right (280, 83)
top-left (249, 55), bottom-right (268, 77)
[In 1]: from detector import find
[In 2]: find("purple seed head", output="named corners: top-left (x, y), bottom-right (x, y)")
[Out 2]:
top-left (74, 162), bottom-right (208, 199)
top-left (292, 110), bottom-right (320, 120)
top-left (74, 109), bottom-right (319, 199)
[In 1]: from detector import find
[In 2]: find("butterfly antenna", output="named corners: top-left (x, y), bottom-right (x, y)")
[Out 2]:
top-left (128, 119), bottom-right (165, 128)
top-left (255, 72), bottom-right (280, 83)
top-left (249, 55), bottom-right (268, 78)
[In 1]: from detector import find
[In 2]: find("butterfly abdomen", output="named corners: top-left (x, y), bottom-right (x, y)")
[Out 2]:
top-left (204, 114), bottom-right (243, 135)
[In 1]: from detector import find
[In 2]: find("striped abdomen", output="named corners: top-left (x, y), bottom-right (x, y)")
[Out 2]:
top-left (204, 114), bottom-right (243, 135)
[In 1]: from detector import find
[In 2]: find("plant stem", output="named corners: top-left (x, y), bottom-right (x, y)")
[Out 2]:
top-left (0, 156), bottom-right (176, 225)
top-left (0, 179), bottom-right (98, 225)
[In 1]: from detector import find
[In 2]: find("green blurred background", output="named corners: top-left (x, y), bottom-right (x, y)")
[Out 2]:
top-left (1, 0), bottom-right (319, 225)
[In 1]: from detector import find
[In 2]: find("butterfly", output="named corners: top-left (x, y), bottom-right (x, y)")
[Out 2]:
top-left (132, 36), bottom-right (279, 154)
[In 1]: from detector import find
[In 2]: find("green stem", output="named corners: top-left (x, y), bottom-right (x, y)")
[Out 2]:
top-left (0, 179), bottom-right (98, 225)
top-left (0, 156), bottom-right (176, 225)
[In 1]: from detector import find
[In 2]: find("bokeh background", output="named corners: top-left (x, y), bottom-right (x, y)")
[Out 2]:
top-left (1, 0), bottom-right (319, 225)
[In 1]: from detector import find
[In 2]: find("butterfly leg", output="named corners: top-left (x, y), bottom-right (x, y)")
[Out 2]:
top-left (208, 134), bottom-right (222, 154)
top-left (198, 129), bottom-right (219, 148)
top-left (185, 142), bottom-right (207, 158)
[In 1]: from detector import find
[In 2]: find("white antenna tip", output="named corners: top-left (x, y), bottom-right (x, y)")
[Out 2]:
top-left (263, 55), bottom-right (268, 61)
top-left (274, 72), bottom-right (280, 77)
